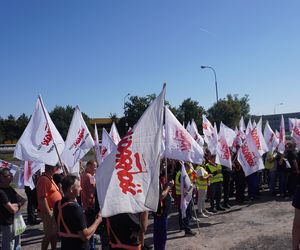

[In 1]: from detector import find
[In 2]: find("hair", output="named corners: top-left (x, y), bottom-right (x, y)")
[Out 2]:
top-left (86, 160), bottom-right (96, 168)
top-left (61, 175), bottom-right (79, 194)
top-left (0, 168), bottom-right (11, 176)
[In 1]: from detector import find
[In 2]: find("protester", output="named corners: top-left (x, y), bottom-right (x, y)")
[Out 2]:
top-left (222, 164), bottom-right (232, 208)
top-left (80, 160), bottom-right (97, 250)
top-left (36, 164), bottom-right (62, 250)
top-left (206, 154), bottom-right (225, 212)
top-left (264, 151), bottom-right (277, 195)
top-left (0, 167), bottom-right (26, 250)
top-left (196, 163), bottom-right (212, 217)
top-left (286, 143), bottom-right (300, 196)
top-left (54, 175), bottom-right (102, 250)
top-left (153, 165), bottom-right (174, 250)
top-left (276, 152), bottom-right (288, 197)
top-left (232, 152), bottom-right (246, 204)
top-left (292, 184), bottom-right (300, 250)
top-left (24, 171), bottom-right (41, 225)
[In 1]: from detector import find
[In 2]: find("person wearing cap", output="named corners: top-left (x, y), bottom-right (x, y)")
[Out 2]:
top-left (36, 164), bottom-right (62, 250)
top-left (0, 167), bottom-right (26, 250)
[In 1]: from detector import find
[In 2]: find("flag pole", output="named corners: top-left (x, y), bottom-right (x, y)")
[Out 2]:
top-left (192, 198), bottom-right (201, 234)
top-left (38, 95), bottom-right (68, 176)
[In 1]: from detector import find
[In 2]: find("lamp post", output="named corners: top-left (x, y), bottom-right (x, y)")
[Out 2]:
top-left (123, 93), bottom-right (130, 129)
top-left (201, 65), bottom-right (219, 103)
top-left (274, 102), bottom-right (283, 115)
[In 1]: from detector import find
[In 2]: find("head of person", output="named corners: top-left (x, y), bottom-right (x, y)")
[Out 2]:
top-left (85, 160), bottom-right (97, 175)
top-left (61, 175), bottom-right (81, 198)
top-left (0, 168), bottom-right (13, 187)
top-left (44, 164), bottom-right (60, 176)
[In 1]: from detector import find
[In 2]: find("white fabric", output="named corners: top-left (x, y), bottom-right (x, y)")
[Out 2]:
top-left (237, 132), bottom-right (264, 177)
top-left (216, 123), bottom-right (232, 169)
top-left (239, 116), bottom-right (246, 132)
top-left (180, 162), bottom-right (192, 219)
top-left (263, 121), bottom-right (279, 152)
top-left (94, 123), bottom-right (102, 166)
top-left (100, 128), bottom-right (117, 163)
top-left (0, 160), bottom-right (18, 176)
top-left (189, 119), bottom-right (204, 147)
top-left (164, 107), bottom-right (204, 164)
top-left (245, 119), bottom-right (253, 135)
top-left (95, 85), bottom-right (165, 217)
top-left (14, 96), bottom-right (65, 166)
top-left (202, 116), bottom-right (214, 144)
top-left (221, 123), bottom-right (236, 147)
top-left (61, 106), bottom-right (95, 171)
top-left (23, 161), bottom-right (44, 190)
top-left (289, 118), bottom-right (300, 148)
top-left (278, 115), bottom-right (286, 154)
top-left (109, 122), bottom-right (121, 145)
top-left (207, 123), bottom-right (218, 155)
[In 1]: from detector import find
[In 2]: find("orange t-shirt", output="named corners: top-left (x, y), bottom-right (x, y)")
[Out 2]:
top-left (80, 172), bottom-right (96, 210)
top-left (36, 174), bottom-right (62, 212)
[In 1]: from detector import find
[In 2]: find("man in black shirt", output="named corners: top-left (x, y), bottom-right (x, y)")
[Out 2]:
top-left (0, 167), bottom-right (25, 250)
top-left (292, 185), bottom-right (300, 250)
top-left (54, 175), bottom-right (102, 250)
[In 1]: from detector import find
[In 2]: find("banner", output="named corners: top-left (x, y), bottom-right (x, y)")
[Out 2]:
top-left (237, 132), bottom-right (264, 176)
top-left (188, 119), bottom-right (204, 147)
top-left (164, 107), bottom-right (204, 164)
top-left (216, 122), bottom-right (232, 169)
top-left (24, 161), bottom-right (44, 190)
top-left (100, 128), bottom-right (117, 163)
top-left (61, 106), bottom-right (95, 171)
top-left (289, 118), bottom-right (300, 148)
top-left (263, 121), bottom-right (278, 152)
top-left (0, 159), bottom-right (18, 176)
top-left (278, 115), bottom-right (286, 154)
top-left (180, 162), bottom-right (192, 218)
top-left (14, 96), bottom-right (65, 166)
top-left (94, 124), bottom-right (102, 166)
top-left (202, 116), bottom-right (214, 144)
top-left (109, 122), bottom-right (121, 145)
top-left (96, 85), bottom-right (165, 217)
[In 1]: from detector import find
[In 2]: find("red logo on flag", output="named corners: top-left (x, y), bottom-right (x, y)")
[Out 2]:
top-left (174, 128), bottom-right (191, 151)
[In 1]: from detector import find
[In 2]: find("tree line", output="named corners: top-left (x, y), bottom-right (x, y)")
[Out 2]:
top-left (0, 94), bottom-right (250, 144)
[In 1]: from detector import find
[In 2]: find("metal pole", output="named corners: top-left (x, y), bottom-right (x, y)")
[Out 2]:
top-left (201, 66), bottom-right (219, 103)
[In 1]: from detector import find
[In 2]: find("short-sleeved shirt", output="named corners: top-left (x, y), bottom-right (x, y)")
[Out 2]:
top-left (80, 172), bottom-right (96, 210)
top-left (292, 185), bottom-right (300, 209)
top-left (0, 187), bottom-right (22, 225)
top-left (36, 174), bottom-right (62, 212)
top-left (54, 198), bottom-right (88, 250)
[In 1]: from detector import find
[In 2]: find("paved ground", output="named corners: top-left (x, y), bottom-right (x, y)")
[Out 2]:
top-left (1, 189), bottom-right (294, 250)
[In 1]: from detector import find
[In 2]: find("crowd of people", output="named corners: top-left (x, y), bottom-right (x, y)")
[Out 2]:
top-left (1, 141), bottom-right (300, 250)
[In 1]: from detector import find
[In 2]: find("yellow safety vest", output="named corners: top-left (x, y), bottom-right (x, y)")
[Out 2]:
top-left (175, 171), bottom-right (181, 195)
top-left (195, 166), bottom-right (209, 190)
top-left (206, 163), bottom-right (223, 184)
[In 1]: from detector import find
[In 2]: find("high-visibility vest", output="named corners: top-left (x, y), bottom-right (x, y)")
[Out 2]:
top-left (195, 166), bottom-right (209, 190)
top-left (175, 171), bottom-right (181, 195)
top-left (106, 218), bottom-right (141, 250)
top-left (206, 163), bottom-right (223, 184)
top-left (56, 201), bottom-right (81, 239)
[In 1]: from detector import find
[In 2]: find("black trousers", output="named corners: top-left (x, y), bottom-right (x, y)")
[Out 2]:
top-left (210, 182), bottom-right (222, 208)
top-left (24, 186), bottom-right (38, 222)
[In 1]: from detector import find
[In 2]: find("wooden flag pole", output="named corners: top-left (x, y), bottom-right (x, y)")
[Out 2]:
top-left (38, 95), bottom-right (68, 176)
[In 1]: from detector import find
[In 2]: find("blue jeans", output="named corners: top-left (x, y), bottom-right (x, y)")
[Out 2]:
top-left (153, 215), bottom-right (168, 250)
top-left (0, 224), bottom-right (21, 250)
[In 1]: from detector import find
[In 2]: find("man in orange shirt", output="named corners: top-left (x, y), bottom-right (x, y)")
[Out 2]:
top-left (36, 164), bottom-right (62, 250)
top-left (80, 160), bottom-right (97, 250)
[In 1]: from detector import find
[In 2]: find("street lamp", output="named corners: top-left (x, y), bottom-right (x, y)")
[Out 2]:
top-left (123, 93), bottom-right (130, 129)
top-left (274, 102), bottom-right (283, 115)
top-left (201, 65), bottom-right (219, 103)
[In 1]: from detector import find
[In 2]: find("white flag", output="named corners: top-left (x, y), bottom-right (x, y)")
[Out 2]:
top-left (232, 127), bottom-right (243, 153)
top-left (289, 118), bottom-right (300, 148)
top-left (239, 116), bottom-right (246, 132)
top-left (14, 96), bottom-right (65, 166)
top-left (94, 124), bottom-right (102, 166)
top-left (164, 107), bottom-right (204, 164)
top-left (278, 115), bottom-right (286, 154)
top-left (237, 132), bottom-right (264, 177)
top-left (221, 123), bottom-right (236, 147)
top-left (109, 122), bottom-right (121, 145)
top-left (0, 159), bottom-right (18, 176)
top-left (186, 121), bottom-right (191, 133)
top-left (180, 162), bottom-right (192, 219)
top-left (96, 85), bottom-right (165, 217)
top-left (254, 118), bottom-right (269, 155)
top-left (189, 119), bottom-right (204, 147)
top-left (100, 128), bottom-right (117, 163)
top-left (245, 119), bottom-right (253, 135)
top-left (24, 161), bottom-right (44, 190)
top-left (216, 123), bottom-right (232, 169)
top-left (202, 116), bottom-right (214, 144)
top-left (61, 106), bottom-right (95, 171)
top-left (207, 123), bottom-right (218, 155)
top-left (263, 121), bottom-right (278, 152)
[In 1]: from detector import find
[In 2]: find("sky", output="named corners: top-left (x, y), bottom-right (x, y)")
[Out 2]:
top-left (0, 0), bottom-right (299, 119)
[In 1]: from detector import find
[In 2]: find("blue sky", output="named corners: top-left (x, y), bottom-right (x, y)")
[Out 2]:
top-left (0, 0), bottom-right (299, 119)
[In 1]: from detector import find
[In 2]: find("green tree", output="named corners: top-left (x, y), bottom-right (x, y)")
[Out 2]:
top-left (2, 115), bottom-right (18, 142)
top-left (207, 94), bottom-right (250, 128)
top-left (176, 98), bottom-right (206, 131)
top-left (0, 116), bottom-right (4, 143)
top-left (16, 113), bottom-right (29, 139)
